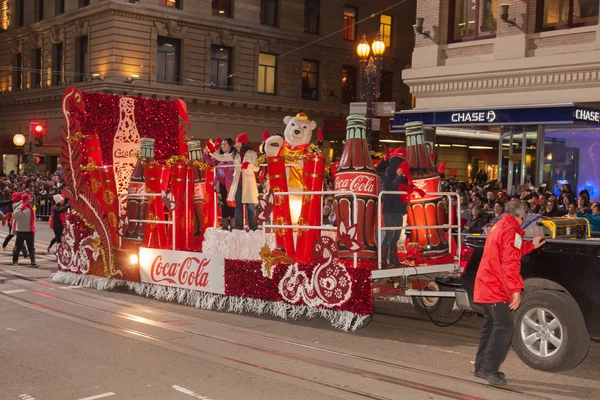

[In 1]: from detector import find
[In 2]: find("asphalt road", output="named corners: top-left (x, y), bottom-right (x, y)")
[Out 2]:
top-left (0, 225), bottom-right (599, 400)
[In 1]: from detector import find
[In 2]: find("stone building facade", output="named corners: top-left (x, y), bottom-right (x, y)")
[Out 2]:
top-left (0, 0), bottom-right (415, 173)
top-left (405, 0), bottom-right (600, 109)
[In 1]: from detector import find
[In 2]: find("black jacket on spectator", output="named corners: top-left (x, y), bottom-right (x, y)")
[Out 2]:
top-left (465, 215), bottom-right (487, 234)
top-left (0, 199), bottom-right (12, 213)
top-left (383, 156), bottom-right (408, 215)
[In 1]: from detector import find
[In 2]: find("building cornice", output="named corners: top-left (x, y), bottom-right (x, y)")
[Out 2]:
top-left (0, 83), bottom-right (347, 118)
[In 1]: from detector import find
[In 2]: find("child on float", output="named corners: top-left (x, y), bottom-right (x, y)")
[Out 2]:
top-left (204, 137), bottom-right (236, 231)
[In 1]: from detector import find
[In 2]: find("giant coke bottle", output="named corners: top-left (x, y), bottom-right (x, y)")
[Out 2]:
top-left (187, 140), bottom-right (205, 240)
top-left (125, 137), bottom-right (155, 241)
top-left (334, 115), bottom-right (378, 260)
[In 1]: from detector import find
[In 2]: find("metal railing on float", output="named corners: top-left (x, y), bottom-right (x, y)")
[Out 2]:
top-left (261, 190), bottom-right (359, 269)
top-left (372, 191), bottom-right (462, 283)
top-left (118, 193), bottom-right (177, 250)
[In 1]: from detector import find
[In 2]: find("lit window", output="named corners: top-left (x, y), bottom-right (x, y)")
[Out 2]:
top-left (538, 0), bottom-right (598, 31)
top-left (158, 0), bottom-right (181, 9)
top-left (451, 0), bottom-right (497, 42)
top-left (380, 14), bottom-right (392, 47)
top-left (212, 0), bottom-right (231, 17)
top-left (258, 53), bottom-right (276, 94)
top-left (344, 7), bottom-right (357, 40)
top-left (211, 46), bottom-right (232, 90)
top-left (157, 36), bottom-right (181, 84)
top-left (302, 60), bottom-right (318, 100)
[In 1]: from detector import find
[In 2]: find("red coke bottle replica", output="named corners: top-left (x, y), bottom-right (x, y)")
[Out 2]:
top-left (405, 121), bottom-right (449, 257)
top-left (125, 138), bottom-right (155, 242)
top-left (334, 115), bottom-right (378, 260)
top-left (187, 140), bottom-right (205, 241)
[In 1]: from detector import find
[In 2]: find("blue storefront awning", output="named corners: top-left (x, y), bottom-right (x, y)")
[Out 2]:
top-left (391, 103), bottom-right (600, 131)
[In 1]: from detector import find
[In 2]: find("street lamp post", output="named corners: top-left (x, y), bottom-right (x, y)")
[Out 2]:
top-left (13, 132), bottom-right (26, 175)
top-left (357, 32), bottom-right (385, 152)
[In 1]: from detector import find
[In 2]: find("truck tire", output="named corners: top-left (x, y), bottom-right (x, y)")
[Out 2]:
top-left (412, 282), bottom-right (455, 318)
top-left (512, 290), bottom-right (589, 372)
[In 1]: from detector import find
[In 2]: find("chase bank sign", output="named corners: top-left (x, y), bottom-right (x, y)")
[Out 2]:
top-left (450, 111), bottom-right (497, 123)
top-left (574, 108), bottom-right (600, 123)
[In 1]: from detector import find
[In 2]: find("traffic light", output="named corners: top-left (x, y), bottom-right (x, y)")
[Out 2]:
top-left (34, 155), bottom-right (45, 165)
top-left (31, 122), bottom-right (46, 147)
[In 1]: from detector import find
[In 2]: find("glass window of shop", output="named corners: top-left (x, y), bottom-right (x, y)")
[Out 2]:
top-left (538, 0), bottom-right (599, 31)
top-left (450, 0), bottom-right (498, 42)
top-left (498, 126), bottom-right (538, 194)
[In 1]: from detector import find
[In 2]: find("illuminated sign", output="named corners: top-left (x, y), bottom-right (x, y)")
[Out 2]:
top-left (450, 111), bottom-right (496, 123)
top-left (574, 109), bottom-right (600, 123)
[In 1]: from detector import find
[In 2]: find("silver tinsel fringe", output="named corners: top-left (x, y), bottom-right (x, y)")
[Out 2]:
top-left (51, 271), bottom-right (369, 332)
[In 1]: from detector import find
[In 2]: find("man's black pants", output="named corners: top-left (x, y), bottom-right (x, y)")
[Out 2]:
top-left (475, 302), bottom-right (514, 374)
top-left (13, 231), bottom-right (35, 264)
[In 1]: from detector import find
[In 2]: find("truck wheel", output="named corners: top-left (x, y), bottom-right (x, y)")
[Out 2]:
top-left (512, 290), bottom-right (589, 372)
top-left (412, 281), bottom-right (455, 318)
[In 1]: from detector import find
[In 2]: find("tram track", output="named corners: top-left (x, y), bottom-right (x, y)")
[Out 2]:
top-left (0, 270), bottom-right (550, 400)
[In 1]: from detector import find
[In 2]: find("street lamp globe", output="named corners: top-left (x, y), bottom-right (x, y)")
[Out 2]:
top-left (372, 32), bottom-right (386, 56)
top-left (13, 133), bottom-right (26, 147)
top-left (356, 34), bottom-right (371, 60)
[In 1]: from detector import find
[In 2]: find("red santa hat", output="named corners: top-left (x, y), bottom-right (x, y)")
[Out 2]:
top-left (12, 192), bottom-right (22, 203)
top-left (236, 133), bottom-right (249, 145)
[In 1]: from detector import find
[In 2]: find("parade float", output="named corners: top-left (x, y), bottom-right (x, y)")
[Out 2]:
top-left (52, 87), bottom-right (460, 331)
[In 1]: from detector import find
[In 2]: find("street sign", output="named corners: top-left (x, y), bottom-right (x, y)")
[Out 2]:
top-left (349, 102), bottom-right (396, 117)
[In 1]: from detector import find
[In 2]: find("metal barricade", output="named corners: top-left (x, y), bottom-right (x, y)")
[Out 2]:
top-left (36, 194), bottom-right (54, 221)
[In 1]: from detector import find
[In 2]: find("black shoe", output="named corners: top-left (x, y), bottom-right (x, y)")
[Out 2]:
top-left (474, 369), bottom-right (505, 379)
top-left (476, 371), bottom-right (507, 386)
top-left (30, 263), bottom-right (39, 268)
top-left (47, 245), bottom-right (52, 253)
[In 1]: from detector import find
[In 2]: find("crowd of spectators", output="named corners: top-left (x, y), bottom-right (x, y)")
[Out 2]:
top-left (0, 168), bottom-right (63, 219)
top-left (443, 179), bottom-right (600, 234)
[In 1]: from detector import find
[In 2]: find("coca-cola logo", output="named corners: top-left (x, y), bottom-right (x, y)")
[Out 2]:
top-left (114, 148), bottom-right (138, 158)
top-left (150, 255), bottom-right (210, 288)
top-left (335, 173), bottom-right (377, 196)
top-left (128, 182), bottom-right (146, 195)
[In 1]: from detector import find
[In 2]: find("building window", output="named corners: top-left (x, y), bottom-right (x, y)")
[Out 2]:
top-left (380, 14), bottom-right (392, 46)
top-left (304, 0), bottom-right (320, 34)
top-left (450, 0), bottom-right (497, 42)
top-left (158, 0), bottom-right (181, 8)
top-left (33, 48), bottom-right (42, 88)
top-left (56, 0), bottom-right (64, 14)
top-left (56, 0), bottom-right (65, 14)
top-left (12, 53), bottom-right (22, 91)
top-left (76, 36), bottom-right (88, 82)
top-left (261, 0), bottom-right (278, 26)
top-left (258, 53), bottom-right (276, 94)
top-left (538, 0), bottom-right (599, 31)
top-left (17, 0), bottom-right (24, 27)
top-left (341, 65), bottom-right (357, 105)
top-left (212, 0), bottom-right (231, 17)
top-left (379, 70), bottom-right (393, 102)
top-left (52, 43), bottom-right (63, 85)
top-left (301, 60), bottom-right (318, 100)
top-left (34, 0), bottom-right (44, 22)
top-left (344, 7), bottom-right (357, 40)
top-left (79, 0), bottom-right (89, 7)
top-left (210, 45), bottom-right (232, 90)
top-left (157, 36), bottom-right (181, 84)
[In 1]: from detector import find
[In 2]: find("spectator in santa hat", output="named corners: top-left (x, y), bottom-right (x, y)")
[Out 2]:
top-left (48, 194), bottom-right (71, 253)
top-left (11, 193), bottom-right (37, 267)
top-left (1, 192), bottom-right (29, 259)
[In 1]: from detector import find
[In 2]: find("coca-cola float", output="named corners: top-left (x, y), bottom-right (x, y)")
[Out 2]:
top-left (52, 86), bottom-right (460, 331)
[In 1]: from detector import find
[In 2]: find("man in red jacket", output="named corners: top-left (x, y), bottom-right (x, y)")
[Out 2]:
top-left (474, 200), bottom-right (544, 386)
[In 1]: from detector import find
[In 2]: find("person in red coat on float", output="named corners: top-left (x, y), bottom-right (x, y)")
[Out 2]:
top-left (473, 200), bottom-right (545, 386)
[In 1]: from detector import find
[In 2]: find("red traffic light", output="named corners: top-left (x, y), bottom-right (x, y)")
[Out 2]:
top-left (31, 123), bottom-right (45, 137)
top-left (34, 156), bottom-right (45, 165)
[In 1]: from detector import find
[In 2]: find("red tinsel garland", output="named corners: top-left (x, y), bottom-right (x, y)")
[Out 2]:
top-left (72, 92), bottom-right (179, 165)
top-left (224, 260), bottom-right (373, 316)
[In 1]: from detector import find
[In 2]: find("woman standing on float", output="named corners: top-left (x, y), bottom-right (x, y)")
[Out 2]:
top-left (231, 133), bottom-right (259, 231)
top-left (204, 138), bottom-right (236, 231)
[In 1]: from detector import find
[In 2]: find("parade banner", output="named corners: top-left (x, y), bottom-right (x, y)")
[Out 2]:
top-left (139, 247), bottom-right (225, 295)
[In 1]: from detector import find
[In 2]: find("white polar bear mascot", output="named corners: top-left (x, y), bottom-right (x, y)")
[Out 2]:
top-left (263, 113), bottom-right (322, 224)
top-left (264, 112), bottom-right (319, 190)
